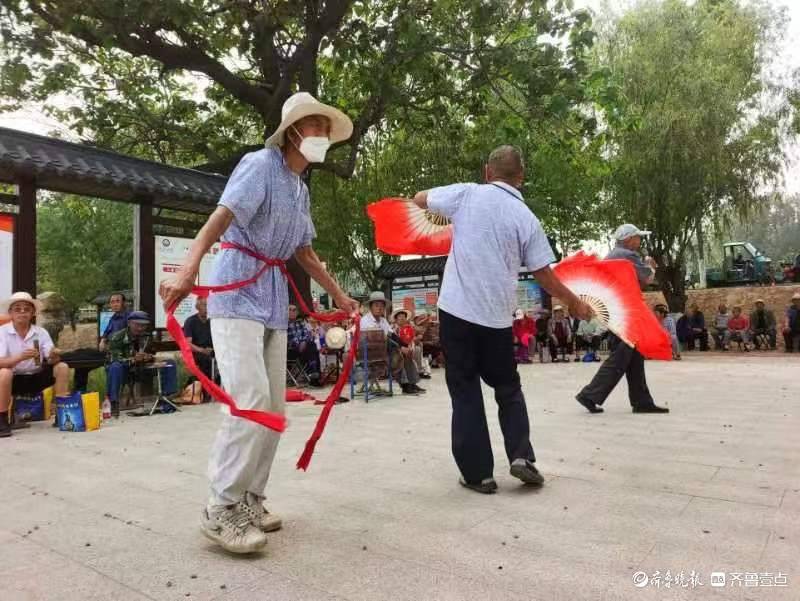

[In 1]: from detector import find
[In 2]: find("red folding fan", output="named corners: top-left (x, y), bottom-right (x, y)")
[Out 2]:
top-left (553, 252), bottom-right (672, 360)
top-left (366, 197), bottom-right (452, 256)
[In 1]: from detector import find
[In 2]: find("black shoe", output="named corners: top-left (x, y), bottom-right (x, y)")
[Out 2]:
top-left (0, 412), bottom-right (12, 438)
top-left (576, 395), bottom-right (604, 414)
top-left (632, 404), bottom-right (670, 414)
top-left (510, 459), bottom-right (545, 486)
top-left (459, 477), bottom-right (498, 494)
top-left (420, 374), bottom-right (432, 379)
top-left (401, 384), bottom-right (419, 395)
top-left (411, 384), bottom-right (426, 393)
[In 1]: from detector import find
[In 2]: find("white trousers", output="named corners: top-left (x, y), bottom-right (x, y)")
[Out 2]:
top-left (207, 318), bottom-right (286, 506)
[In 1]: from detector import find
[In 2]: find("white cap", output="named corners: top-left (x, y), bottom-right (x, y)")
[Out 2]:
top-left (614, 224), bottom-right (651, 241)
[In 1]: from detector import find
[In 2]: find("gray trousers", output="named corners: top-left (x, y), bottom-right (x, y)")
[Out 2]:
top-left (577, 334), bottom-right (656, 409)
top-left (207, 318), bottom-right (287, 507)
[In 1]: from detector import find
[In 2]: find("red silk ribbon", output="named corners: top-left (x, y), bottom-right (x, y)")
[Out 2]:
top-left (165, 241), bottom-right (361, 470)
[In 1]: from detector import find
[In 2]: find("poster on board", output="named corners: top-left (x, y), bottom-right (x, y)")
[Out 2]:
top-left (392, 287), bottom-right (439, 314)
top-left (516, 279), bottom-right (544, 315)
top-left (0, 214), bottom-right (13, 302)
top-left (154, 235), bottom-right (220, 328)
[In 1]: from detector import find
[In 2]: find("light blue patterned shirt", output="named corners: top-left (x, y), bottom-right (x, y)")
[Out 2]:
top-left (428, 181), bottom-right (555, 329)
top-left (208, 147), bottom-right (315, 330)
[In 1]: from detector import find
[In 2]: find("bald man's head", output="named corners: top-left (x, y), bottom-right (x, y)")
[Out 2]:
top-left (485, 145), bottom-right (525, 188)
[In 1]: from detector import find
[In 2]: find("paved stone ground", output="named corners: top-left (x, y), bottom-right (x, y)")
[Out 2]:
top-left (2, 353), bottom-right (798, 601)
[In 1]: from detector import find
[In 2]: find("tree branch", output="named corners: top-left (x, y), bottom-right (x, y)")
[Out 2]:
top-left (28, 2), bottom-right (274, 117)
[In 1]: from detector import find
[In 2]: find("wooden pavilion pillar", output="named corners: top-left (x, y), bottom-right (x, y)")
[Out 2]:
top-left (13, 179), bottom-right (37, 295)
top-left (137, 201), bottom-right (155, 318)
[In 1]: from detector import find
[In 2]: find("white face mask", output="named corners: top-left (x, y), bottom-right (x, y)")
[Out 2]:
top-left (291, 126), bottom-right (330, 163)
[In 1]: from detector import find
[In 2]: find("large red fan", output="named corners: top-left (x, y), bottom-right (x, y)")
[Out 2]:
top-left (367, 197), bottom-right (452, 256)
top-left (553, 252), bottom-right (672, 360)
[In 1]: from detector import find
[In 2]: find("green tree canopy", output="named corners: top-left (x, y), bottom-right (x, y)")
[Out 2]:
top-left (37, 196), bottom-right (133, 318)
top-left (1, 0), bottom-right (597, 175)
top-left (594, 0), bottom-right (796, 310)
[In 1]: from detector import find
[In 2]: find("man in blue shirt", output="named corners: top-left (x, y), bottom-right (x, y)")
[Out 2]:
top-left (69, 292), bottom-right (129, 393)
top-left (576, 225), bottom-right (669, 414)
top-left (412, 145), bottom-right (592, 494)
top-left (287, 304), bottom-right (321, 385)
top-left (159, 92), bottom-right (358, 554)
top-left (99, 293), bottom-right (130, 351)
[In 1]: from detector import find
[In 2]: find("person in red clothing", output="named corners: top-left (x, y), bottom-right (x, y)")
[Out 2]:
top-left (512, 309), bottom-right (536, 364)
top-left (727, 305), bottom-right (751, 351)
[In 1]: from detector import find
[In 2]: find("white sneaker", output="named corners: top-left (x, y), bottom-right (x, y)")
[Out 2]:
top-left (238, 492), bottom-right (283, 533)
top-left (200, 505), bottom-right (268, 554)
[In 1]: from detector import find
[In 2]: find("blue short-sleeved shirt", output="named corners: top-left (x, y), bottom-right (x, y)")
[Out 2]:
top-left (428, 181), bottom-right (555, 329)
top-left (208, 147), bottom-right (316, 330)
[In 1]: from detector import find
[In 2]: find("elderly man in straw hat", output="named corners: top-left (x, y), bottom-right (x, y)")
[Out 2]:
top-left (0, 292), bottom-right (70, 438)
top-left (160, 92), bottom-right (359, 554)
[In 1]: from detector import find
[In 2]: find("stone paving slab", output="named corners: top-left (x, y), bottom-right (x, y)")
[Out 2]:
top-left (2, 353), bottom-right (798, 600)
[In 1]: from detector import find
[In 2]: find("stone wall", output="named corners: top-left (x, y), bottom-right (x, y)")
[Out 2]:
top-left (556, 283), bottom-right (800, 350)
top-left (643, 284), bottom-right (799, 318)
top-left (56, 322), bottom-right (99, 351)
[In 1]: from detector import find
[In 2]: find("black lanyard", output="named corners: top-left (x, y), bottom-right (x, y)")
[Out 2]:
top-left (490, 183), bottom-right (523, 202)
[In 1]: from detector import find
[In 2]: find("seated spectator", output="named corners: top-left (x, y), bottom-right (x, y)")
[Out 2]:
top-left (69, 291), bottom-right (130, 393)
top-left (183, 297), bottom-right (219, 386)
top-left (0, 292), bottom-right (71, 437)
top-left (106, 312), bottom-right (178, 414)
top-left (576, 316), bottom-right (606, 360)
top-left (654, 304), bottom-right (681, 360)
top-left (685, 303), bottom-right (709, 351)
top-left (99, 292), bottom-right (130, 352)
top-left (360, 292), bottom-right (424, 395)
top-left (307, 317), bottom-right (326, 351)
top-left (711, 303), bottom-right (730, 350)
top-left (287, 304), bottom-right (321, 386)
top-left (782, 292), bottom-right (800, 353)
top-left (398, 310), bottom-right (431, 379)
top-left (512, 309), bottom-right (536, 364)
top-left (547, 305), bottom-right (573, 362)
top-left (749, 299), bottom-right (777, 350)
top-left (393, 307), bottom-right (431, 379)
top-left (534, 309), bottom-right (551, 356)
top-left (727, 305), bottom-right (751, 350)
top-left (415, 311), bottom-right (443, 369)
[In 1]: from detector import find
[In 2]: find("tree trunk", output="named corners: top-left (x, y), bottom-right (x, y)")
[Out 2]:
top-left (696, 219), bottom-right (707, 289)
top-left (658, 263), bottom-right (687, 313)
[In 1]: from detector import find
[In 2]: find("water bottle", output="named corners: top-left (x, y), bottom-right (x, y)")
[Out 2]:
top-left (102, 395), bottom-right (112, 420)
